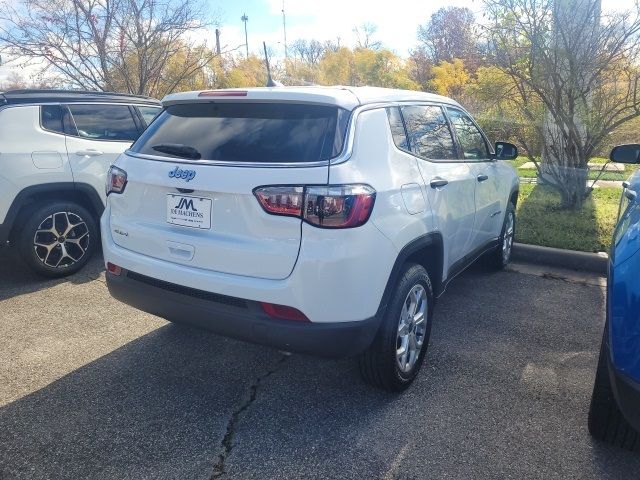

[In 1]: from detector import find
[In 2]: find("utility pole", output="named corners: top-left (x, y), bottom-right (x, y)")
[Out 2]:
top-left (241, 13), bottom-right (249, 59)
top-left (215, 28), bottom-right (221, 56)
top-left (281, 0), bottom-right (287, 60)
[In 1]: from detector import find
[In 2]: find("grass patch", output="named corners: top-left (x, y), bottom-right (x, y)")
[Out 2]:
top-left (516, 184), bottom-right (621, 252)
top-left (509, 156), bottom-right (639, 181)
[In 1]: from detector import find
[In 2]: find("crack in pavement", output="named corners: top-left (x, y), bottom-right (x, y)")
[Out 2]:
top-left (210, 353), bottom-right (290, 479)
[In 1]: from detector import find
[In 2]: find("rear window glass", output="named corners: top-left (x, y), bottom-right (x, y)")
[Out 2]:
top-left (130, 103), bottom-right (350, 163)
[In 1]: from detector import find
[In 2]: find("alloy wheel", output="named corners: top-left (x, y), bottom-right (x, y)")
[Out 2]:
top-left (502, 211), bottom-right (515, 263)
top-left (33, 211), bottom-right (90, 268)
top-left (396, 284), bottom-right (428, 373)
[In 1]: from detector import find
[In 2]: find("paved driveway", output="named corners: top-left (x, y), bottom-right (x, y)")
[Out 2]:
top-left (1, 250), bottom-right (639, 479)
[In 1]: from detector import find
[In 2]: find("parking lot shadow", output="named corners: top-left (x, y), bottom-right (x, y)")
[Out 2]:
top-left (0, 249), bottom-right (103, 301)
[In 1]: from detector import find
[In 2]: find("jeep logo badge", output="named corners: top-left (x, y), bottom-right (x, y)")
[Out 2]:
top-left (168, 166), bottom-right (196, 182)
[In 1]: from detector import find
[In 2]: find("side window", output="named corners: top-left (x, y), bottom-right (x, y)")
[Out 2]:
top-left (401, 105), bottom-right (457, 161)
top-left (446, 108), bottom-right (490, 160)
top-left (41, 105), bottom-right (78, 135)
top-left (137, 106), bottom-right (162, 127)
top-left (67, 104), bottom-right (140, 141)
top-left (386, 107), bottom-right (409, 151)
top-left (41, 105), bottom-right (65, 134)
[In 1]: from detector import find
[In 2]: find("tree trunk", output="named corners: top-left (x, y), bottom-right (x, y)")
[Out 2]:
top-left (557, 166), bottom-right (588, 210)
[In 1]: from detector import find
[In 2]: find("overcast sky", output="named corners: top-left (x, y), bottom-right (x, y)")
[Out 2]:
top-left (1, 0), bottom-right (638, 85)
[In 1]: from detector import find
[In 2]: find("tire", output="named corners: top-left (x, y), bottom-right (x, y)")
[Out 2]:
top-left (588, 328), bottom-right (640, 451)
top-left (486, 202), bottom-right (516, 270)
top-left (359, 263), bottom-right (434, 392)
top-left (17, 201), bottom-right (98, 278)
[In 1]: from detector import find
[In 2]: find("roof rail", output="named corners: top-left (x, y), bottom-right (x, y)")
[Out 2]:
top-left (1, 88), bottom-right (155, 101)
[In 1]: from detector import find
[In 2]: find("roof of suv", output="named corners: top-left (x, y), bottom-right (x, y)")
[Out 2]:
top-left (0, 89), bottom-right (161, 106)
top-left (162, 86), bottom-right (462, 110)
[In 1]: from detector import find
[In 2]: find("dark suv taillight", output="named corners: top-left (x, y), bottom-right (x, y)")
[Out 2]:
top-left (253, 184), bottom-right (376, 229)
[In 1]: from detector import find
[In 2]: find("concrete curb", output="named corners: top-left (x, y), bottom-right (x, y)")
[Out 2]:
top-left (512, 243), bottom-right (608, 275)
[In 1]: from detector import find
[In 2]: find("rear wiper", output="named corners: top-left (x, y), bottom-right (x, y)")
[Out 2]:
top-left (152, 143), bottom-right (202, 160)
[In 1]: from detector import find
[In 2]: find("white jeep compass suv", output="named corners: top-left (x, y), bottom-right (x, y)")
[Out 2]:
top-left (102, 87), bottom-right (519, 391)
top-left (0, 89), bottom-right (161, 277)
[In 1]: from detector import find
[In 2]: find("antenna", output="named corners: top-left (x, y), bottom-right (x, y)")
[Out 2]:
top-left (263, 41), bottom-right (278, 87)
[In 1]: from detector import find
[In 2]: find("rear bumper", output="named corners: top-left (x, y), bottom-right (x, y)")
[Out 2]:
top-left (106, 269), bottom-right (380, 358)
top-left (610, 363), bottom-right (640, 432)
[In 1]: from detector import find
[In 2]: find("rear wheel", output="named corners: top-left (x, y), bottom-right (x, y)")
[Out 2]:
top-left (486, 202), bottom-right (515, 270)
top-left (588, 328), bottom-right (639, 451)
top-left (18, 202), bottom-right (97, 278)
top-left (359, 263), bottom-right (434, 392)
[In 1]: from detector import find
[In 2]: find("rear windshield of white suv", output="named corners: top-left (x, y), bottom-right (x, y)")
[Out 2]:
top-left (130, 102), bottom-right (350, 163)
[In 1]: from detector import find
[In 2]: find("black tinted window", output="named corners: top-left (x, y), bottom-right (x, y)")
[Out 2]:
top-left (41, 105), bottom-right (64, 134)
top-left (68, 104), bottom-right (139, 141)
top-left (447, 108), bottom-right (489, 160)
top-left (41, 105), bottom-right (77, 135)
top-left (401, 105), bottom-right (457, 161)
top-left (386, 107), bottom-right (409, 151)
top-left (131, 103), bottom-right (350, 163)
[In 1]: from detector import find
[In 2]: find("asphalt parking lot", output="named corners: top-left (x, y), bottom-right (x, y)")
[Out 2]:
top-left (1, 250), bottom-right (640, 479)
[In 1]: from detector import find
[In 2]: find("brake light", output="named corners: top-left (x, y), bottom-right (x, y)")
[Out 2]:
top-left (305, 185), bottom-right (375, 228)
top-left (198, 90), bottom-right (248, 97)
top-left (253, 184), bottom-right (376, 229)
top-left (260, 302), bottom-right (309, 322)
top-left (254, 186), bottom-right (303, 217)
top-left (106, 166), bottom-right (127, 195)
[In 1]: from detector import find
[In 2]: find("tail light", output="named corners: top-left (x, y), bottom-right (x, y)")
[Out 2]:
top-left (254, 186), bottom-right (303, 217)
top-left (106, 166), bottom-right (127, 195)
top-left (253, 184), bottom-right (375, 229)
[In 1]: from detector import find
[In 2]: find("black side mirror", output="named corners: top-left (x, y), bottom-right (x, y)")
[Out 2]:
top-left (610, 144), bottom-right (640, 164)
top-left (494, 141), bottom-right (518, 160)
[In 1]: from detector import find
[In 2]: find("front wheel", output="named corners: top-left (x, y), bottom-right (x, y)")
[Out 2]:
top-left (359, 263), bottom-right (434, 392)
top-left (18, 202), bottom-right (98, 278)
top-left (486, 202), bottom-right (515, 270)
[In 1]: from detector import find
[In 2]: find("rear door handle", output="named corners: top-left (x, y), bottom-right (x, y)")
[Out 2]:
top-left (430, 178), bottom-right (449, 189)
top-left (477, 174), bottom-right (489, 182)
top-left (75, 149), bottom-right (103, 157)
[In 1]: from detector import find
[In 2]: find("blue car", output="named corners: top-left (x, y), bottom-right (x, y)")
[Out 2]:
top-left (589, 144), bottom-right (640, 450)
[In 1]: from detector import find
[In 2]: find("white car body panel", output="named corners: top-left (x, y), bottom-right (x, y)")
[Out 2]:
top-left (0, 106), bottom-right (73, 224)
top-left (65, 134), bottom-right (133, 206)
top-left (108, 153), bottom-right (328, 280)
top-left (102, 86), bottom-right (518, 331)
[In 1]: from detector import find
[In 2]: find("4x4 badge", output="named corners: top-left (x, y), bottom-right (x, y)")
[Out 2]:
top-left (168, 166), bottom-right (196, 182)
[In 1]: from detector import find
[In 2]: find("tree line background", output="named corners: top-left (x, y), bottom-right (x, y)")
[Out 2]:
top-left (1, 0), bottom-right (640, 209)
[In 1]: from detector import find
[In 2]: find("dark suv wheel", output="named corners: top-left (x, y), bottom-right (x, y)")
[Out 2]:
top-left (588, 327), bottom-right (640, 451)
top-left (18, 201), bottom-right (97, 278)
